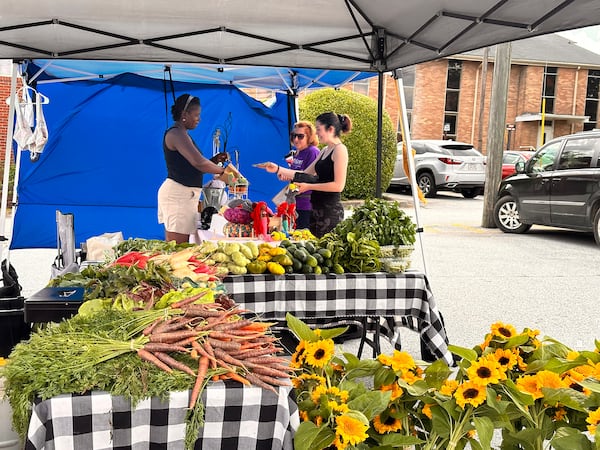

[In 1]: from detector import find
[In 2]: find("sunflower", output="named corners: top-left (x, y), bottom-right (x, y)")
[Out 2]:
top-left (422, 403), bottom-right (433, 419)
top-left (379, 382), bottom-right (403, 400)
top-left (553, 408), bottom-right (567, 422)
top-left (454, 381), bottom-right (487, 409)
top-left (401, 369), bottom-right (423, 385)
top-left (479, 333), bottom-right (492, 350)
top-left (290, 340), bottom-right (307, 368)
top-left (311, 385), bottom-right (349, 405)
top-left (516, 374), bottom-right (543, 399)
top-left (299, 410), bottom-right (309, 422)
top-left (566, 351), bottom-right (580, 361)
top-left (335, 414), bottom-right (369, 447)
top-left (293, 373), bottom-right (326, 389)
top-left (587, 408), bottom-right (600, 435)
top-left (373, 413), bottom-right (403, 433)
top-left (562, 371), bottom-right (592, 396)
top-left (390, 350), bottom-right (416, 372)
top-left (536, 370), bottom-right (567, 390)
top-left (440, 379), bottom-right (459, 396)
top-left (490, 322), bottom-right (517, 339)
top-left (328, 400), bottom-right (350, 414)
top-left (377, 353), bottom-right (394, 366)
top-left (467, 356), bottom-right (506, 386)
top-left (304, 339), bottom-right (335, 368)
top-left (493, 348), bottom-right (518, 371)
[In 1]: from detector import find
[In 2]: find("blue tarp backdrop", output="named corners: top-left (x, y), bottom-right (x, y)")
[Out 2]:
top-left (11, 73), bottom-right (294, 249)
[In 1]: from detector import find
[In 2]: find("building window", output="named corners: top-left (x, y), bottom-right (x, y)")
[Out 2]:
top-left (541, 66), bottom-right (557, 114)
top-left (444, 60), bottom-right (462, 139)
top-left (397, 66), bottom-right (415, 139)
top-left (584, 69), bottom-right (600, 131)
top-left (352, 79), bottom-right (370, 96)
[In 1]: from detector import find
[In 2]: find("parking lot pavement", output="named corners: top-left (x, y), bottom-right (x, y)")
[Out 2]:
top-left (385, 189), bottom-right (600, 355)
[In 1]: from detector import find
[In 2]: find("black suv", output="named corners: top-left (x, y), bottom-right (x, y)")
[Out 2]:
top-left (493, 130), bottom-right (600, 245)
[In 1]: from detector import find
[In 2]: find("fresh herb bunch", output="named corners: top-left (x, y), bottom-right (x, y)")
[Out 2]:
top-left (113, 238), bottom-right (193, 257)
top-left (333, 198), bottom-right (416, 246)
top-left (48, 261), bottom-right (174, 300)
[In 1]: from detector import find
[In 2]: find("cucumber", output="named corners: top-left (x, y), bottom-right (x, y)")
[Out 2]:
top-left (285, 265), bottom-right (294, 274)
top-left (314, 265), bottom-right (322, 275)
top-left (318, 248), bottom-right (332, 259)
top-left (321, 266), bottom-right (330, 274)
top-left (323, 258), bottom-right (333, 268)
top-left (301, 264), bottom-right (314, 274)
top-left (305, 255), bottom-right (318, 268)
top-left (304, 241), bottom-right (316, 254)
top-left (291, 258), bottom-right (303, 272)
top-left (332, 263), bottom-right (345, 274)
top-left (294, 249), bottom-right (308, 263)
top-left (313, 253), bottom-right (324, 265)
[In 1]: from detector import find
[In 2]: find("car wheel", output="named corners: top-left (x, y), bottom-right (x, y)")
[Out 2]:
top-left (494, 195), bottom-right (532, 233)
top-left (594, 208), bottom-right (600, 246)
top-left (417, 172), bottom-right (436, 197)
top-left (461, 188), bottom-right (479, 199)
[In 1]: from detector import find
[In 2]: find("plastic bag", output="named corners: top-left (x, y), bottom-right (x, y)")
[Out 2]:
top-left (86, 232), bottom-right (124, 261)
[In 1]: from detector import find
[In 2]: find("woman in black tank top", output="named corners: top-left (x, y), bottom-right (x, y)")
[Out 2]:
top-left (157, 94), bottom-right (228, 243)
top-left (261, 112), bottom-right (352, 237)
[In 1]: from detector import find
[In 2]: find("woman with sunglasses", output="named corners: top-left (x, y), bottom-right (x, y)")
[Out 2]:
top-left (287, 121), bottom-right (320, 229)
top-left (261, 112), bottom-right (351, 238)
top-left (158, 94), bottom-right (229, 244)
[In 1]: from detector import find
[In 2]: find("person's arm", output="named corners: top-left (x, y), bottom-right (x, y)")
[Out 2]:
top-left (264, 153), bottom-right (320, 180)
top-left (299, 145), bottom-right (348, 193)
top-left (166, 129), bottom-right (224, 175)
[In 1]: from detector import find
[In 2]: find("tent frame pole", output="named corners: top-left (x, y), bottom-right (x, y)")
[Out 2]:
top-left (0, 61), bottom-right (19, 264)
top-left (375, 71), bottom-right (383, 198)
top-left (393, 69), bottom-right (428, 277)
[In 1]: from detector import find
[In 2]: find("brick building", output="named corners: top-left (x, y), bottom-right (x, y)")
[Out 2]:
top-left (351, 33), bottom-right (600, 154)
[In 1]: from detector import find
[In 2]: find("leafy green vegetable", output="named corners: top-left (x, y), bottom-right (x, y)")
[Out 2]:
top-left (333, 198), bottom-right (416, 246)
top-left (112, 238), bottom-right (193, 257)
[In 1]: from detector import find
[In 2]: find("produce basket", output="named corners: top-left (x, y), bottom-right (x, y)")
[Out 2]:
top-left (379, 244), bottom-right (414, 259)
top-left (380, 256), bottom-right (412, 273)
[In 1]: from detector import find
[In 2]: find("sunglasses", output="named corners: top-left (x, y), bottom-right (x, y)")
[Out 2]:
top-left (291, 133), bottom-right (306, 140)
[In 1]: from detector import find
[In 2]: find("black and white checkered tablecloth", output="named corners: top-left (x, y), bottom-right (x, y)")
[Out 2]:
top-left (223, 272), bottom-right (453, 365)
top-left (25, 381), bottom-right (298, 450)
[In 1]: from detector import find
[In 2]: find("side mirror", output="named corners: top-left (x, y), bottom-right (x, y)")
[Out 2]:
top-left (515, 161), bottom-right (526, 174)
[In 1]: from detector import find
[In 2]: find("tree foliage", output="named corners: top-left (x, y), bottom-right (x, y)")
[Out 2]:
top-left (299, 88), bottom-right (397, 199)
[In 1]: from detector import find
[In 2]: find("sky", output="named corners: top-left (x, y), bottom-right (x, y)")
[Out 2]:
top-left (558, 25), bottom-right (600, 55)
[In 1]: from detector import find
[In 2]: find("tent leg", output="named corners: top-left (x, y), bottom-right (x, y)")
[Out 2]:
top-left (394, 70), bottom-right (428, 277)
top-left (375, 71), bottom-right (383, 198)
top-left (0, 62), bottom-right (19, 264)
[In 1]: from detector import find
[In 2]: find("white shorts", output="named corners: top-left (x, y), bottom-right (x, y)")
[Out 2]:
top-left (157, 178), bottom-right (201, 234)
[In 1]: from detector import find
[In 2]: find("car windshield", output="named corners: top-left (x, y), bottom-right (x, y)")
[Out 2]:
top-left (439, 144), bottom-right (482, 157)
top-left (503, 153), bottom-right (521, 164)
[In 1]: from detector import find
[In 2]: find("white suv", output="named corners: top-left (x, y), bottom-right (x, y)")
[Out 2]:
top-left (390, 140), bottom-right (486, 198)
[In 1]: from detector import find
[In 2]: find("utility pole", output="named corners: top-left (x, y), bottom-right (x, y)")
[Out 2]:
top-left (477, 47), bottom-right (489, 151)
top-left (482, 42), bottom-right (511, 228)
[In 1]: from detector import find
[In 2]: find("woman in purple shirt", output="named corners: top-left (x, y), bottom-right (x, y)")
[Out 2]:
top-left (287, 121), bottom-right (320, 229)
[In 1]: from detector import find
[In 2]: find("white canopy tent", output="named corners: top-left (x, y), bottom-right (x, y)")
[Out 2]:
top-left (1, 0), bottom-right (600, 270)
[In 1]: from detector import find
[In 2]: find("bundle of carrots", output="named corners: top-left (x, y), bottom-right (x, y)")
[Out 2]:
top-left (136, 293), bottom-right (293, 409)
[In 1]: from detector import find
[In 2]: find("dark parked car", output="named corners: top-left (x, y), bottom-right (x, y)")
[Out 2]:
top-left (493, 130), bottom-right (600, 244)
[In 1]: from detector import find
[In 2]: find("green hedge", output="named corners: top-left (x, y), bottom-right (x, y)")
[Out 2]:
top-left (299, 88), bottom-right (396, 199)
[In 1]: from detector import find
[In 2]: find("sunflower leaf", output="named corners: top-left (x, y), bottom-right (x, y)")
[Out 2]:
top-left (286, 313), bottom-right (318, 342)
top-left (448, 345), bottom-right (478, 362)
top-left (347, 390), bottom-right (391, 421)
top-left (550, 426), bottom-right (592, 450)
top-left (425, 359), bottom-right (453, 389)
top-left (293, 421), bottom-right (335, 450)
top-left (504, 333), bottom-right (531, 349)
top-left (380, 434), bottom-right (425, 446)
top-left (473, 416), bottom-right (494, 450)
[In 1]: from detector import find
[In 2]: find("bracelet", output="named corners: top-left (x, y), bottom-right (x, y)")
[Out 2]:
top-left (276, 165), bottom-right (280, 174)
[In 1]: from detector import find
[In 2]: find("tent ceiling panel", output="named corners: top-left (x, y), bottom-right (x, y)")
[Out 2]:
top-left (2, 0), bottom-right (600, 71)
